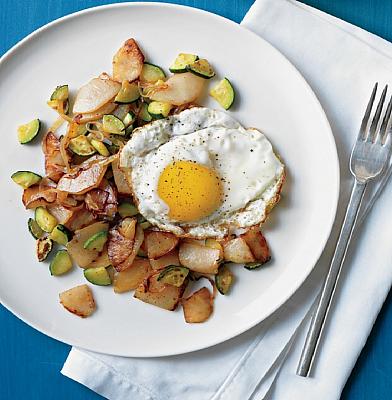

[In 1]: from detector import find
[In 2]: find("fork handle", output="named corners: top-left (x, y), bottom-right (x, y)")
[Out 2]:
top-left (296, 179), bottom-right (367, 377)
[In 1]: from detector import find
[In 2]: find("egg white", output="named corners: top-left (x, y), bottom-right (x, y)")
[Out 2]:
top-left (120, 107), bottom-right (285, 238)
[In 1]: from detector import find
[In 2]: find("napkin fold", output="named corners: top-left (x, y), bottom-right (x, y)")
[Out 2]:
top-left (62, 1), bottom-right (392, 399)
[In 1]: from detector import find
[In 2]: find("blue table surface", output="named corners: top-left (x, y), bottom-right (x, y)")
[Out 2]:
top-left (1, 0), bottom-right (392, 399)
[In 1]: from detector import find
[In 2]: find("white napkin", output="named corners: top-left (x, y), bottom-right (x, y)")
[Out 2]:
top-left (61, 1), bottom-right (392, 399)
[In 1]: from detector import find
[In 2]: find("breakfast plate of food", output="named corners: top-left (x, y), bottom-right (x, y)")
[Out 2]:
top-left (0, 3), bottom-right (339, 356)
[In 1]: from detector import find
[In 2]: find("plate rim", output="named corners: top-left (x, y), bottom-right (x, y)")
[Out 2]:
top-left (0, 2), bottom-right (340, 357)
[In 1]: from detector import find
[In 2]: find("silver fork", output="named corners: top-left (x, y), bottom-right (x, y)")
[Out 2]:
top-left (297, 83), bottom-right (392, 377)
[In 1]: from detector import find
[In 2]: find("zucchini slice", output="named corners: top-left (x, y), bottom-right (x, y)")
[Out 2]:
top-left (50, 224), bottom-right (73, 246)
top-left (68, 135), bottom-right (96, 156)
top-left (102, 115), bottom-right (125, 135)
top-left (35, 207), bottom-right (58, 233)
top-left (215, 264), bottom-right (234, 295)
top-left (187, 59), bottom-right (215, 79)
top-left (140, 62), bottom-right (166, 83)
top-left (139, 103), bottom-right (152, 122)
top-left (50, 85), bottom-right (69, 101)
top-left (90, 139), bottom-right (110, 156)
top-left (50, 250), bottom-right (73, 275)
top-left (114, 81), bottom-right (140, 104)
top-left (157, 265), bottom-right (189, 287)
top-left (147, 101), bottom-right (172, 118)
top-left (28, 218), bottom-right (44, 239)
top-left (11, 171), bottom-right (42, 189)
top-left (84, 266), bottom-right (111, 286)
top-left (47, 99), bottom-right (70, 115)
top-left (209, 78), bottom-right (235, 110)
top-left (169, 53), bottom-right (199, 73)
top-left (244, 262), bottom-right (264, 270)
top-left (122, 111), bottom-right (135, 127)
top-left (36, 237), bottom-right (53, 262)
top-left (17, 119), bottom-right (41, 144)
top-left (118, 202), bottom-right (139, 218)
top-left (83, 230), bottom-right (108, 252)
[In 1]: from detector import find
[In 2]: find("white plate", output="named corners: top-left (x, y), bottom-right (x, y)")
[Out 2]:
top-left (0, 3), bottom-right (339, 357)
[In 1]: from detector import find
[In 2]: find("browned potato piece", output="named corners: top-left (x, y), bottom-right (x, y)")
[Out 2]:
top-left (178, 242), bottom-right (220, 274)
top-left (114, 258), bottom-right (151, 293)
top-left (241, 227), bottom-right (271, 264)
top-left (112, 38), bottom-right (144, 82)
top-left (108, 224), bottom-right (144, 272)
top-left (86, 246), bottom-right (111, 269)
top-left (118, 217), bottom-right (137, 240)
top-left (145, 231), bottom-right (179, 259)
top-left (47, 204), bottom-right (74, 225)
top-left (223, 237), bottom-right (255, 263)
top-left (108, 228), bottom-right (134, 270)
top-left (65, 207), bottom-right (96, 231)
top-left (67, 221), bottom-right (109, 267)
top-left (183, 287), bottom-right (213, 323)
top-left (134, 272), bottom-right (186, 311)
top-left (149, 249), bottom-right (180, 271)
top-left (59, 284), bottom-right (96, 318)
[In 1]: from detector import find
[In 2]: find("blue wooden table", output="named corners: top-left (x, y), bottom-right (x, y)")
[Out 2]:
top-left (1, 1), bottom-right (392, 399)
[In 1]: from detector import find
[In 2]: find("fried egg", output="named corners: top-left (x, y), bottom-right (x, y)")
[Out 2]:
top-left (120, 107), bottom-right (284, 238)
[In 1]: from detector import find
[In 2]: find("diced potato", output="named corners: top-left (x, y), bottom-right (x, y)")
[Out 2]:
top-left (86, 246), bottom-right (111, 269)
top-left (149, 249), bottom-right (180, 270)
top-left (114, 258), bottom-right (151, 293)
top-left (108, 224), bottom-right (144, 272)
top-left (134, 272), bottom-right (186, 311)
top-left (65, 207), bottom-right (96, 231)
top-left (112, 38), bottom-right (144, 82)
top-left (205, 238), bottom-right (224, 259)
top-left (183, 287), bottom-right (213, 323)
top-left (67, 222), bottom-right (109, 267)
top-left (178, 242), bottom-right (220, 274)
top-left (223, 237), bottom-right (255, 263)
top-left (145, 231), bottom-right (179, 259)
top-left (47, 204), bottom-right (74, 225)
top-left (241, 227), bottom-right (271, 264)
top-left (59, 284), bottom-right (96, 318)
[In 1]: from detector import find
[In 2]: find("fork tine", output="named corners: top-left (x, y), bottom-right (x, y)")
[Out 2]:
top-left (359, 83), bottom-right (378, 140)
top-left (379, 95), bottom-right (392, 144)
top-left (368, 84), bottom-right (388, 142)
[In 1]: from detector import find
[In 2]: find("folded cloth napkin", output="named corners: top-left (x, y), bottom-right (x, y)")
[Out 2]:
top-left (62, 1), bottom-right (392, 399)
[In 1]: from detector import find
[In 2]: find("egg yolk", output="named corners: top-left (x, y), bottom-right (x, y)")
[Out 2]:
top-left (158, 160), bottom-right (223, 222)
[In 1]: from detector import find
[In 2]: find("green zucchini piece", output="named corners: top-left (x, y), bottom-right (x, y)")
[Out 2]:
top-left (50, 85), bottom-right (69, 101)
top-left (123, 112), bottom-right (135, 127)
top-left (50, 250), bottom-right (73, 275)
top-left (35, 207), bottom-right (58, 233)
top-left (215, 264), bottom-right (234, 295)
top-left (148, 101), bottom-right (172, 118)
top-left (158, 265), bottom-right (189, 287)
top-left (102, 115), bottom-right (125, 135)
top-left (139, 103), bottom-right (152, 122)
top-left (90, 139), bottom-right (110, 156)
top-left (50, 224), bottom-right (73, 246)
top-left (118, 202), bottom-right (139, 218)
top-left (140, 62), bottom-right (166, 83)
top-left (84, 266), bottom-right (111, 286)
top-left (11, 171), bottom-right (42, 189)
top-left (68, 135), bottom-right (96, 156)
top-left (169, 53), bottom-right (199, 73)
top-left (114, 81), bottom-right (140, 104)
top-left (17, 119), bottom-right (41, 144)
top-left (28, 218), bottom-right (44, 239)
top-left (140, 221), bottom-right (151, 230)
top-left (187, 59), bottom-right (215, 79)
top-left (83, 231), bottom-right (108, 251)
top-left (36, 237), bottom-right (53, 262)
top-left (210, 78), bottom-right (235, 110)
top-left (244, 262), bottom-right (264, 270)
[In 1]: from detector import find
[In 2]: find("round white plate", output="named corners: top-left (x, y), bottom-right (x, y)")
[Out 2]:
top-left (0, 3), bottom-right (339, 357)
